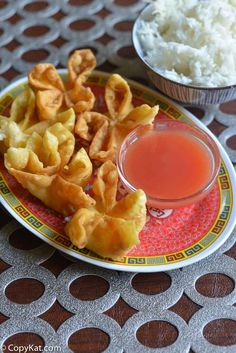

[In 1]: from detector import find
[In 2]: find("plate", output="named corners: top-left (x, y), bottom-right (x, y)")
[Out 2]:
top-left (1, 70), bottom-right (236, 272)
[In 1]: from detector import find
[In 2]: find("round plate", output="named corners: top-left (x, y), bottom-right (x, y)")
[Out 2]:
top-left (1, 70), bottom-right (236, 272)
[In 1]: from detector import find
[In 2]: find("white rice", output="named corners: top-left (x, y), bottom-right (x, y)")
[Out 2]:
top-left (138, 0), bottom-right (236, 87)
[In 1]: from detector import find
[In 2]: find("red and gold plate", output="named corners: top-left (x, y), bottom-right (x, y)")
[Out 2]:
top-left (0, 70), bottom-right (236, 272)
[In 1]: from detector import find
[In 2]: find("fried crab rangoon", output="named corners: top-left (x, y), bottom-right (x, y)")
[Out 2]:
top-left (5, 122), bottom-right (75, 175)
top-left (0, 86), bottom-right (76, 152)
top-left (5, 146), bottom-right (94, 215)
top-left (0, 88), bottom-right (37, 153)
top-left (65, 161), bottom-right (147, 260)
top-left (75, 73), bottom-right (159, 162)
top-left (28, 49), bottom-right (96, 120)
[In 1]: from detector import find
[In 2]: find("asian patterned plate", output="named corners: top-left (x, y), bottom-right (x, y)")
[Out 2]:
top-left (0, 70), bottom-right (236, 272)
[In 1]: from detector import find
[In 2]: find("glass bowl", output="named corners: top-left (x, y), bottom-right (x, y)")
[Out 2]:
top-left (117, 120), bottom-right (221, 209)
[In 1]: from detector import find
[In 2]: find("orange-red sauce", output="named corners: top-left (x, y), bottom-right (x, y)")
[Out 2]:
top-left (123, 129), bottom-right (213, 200)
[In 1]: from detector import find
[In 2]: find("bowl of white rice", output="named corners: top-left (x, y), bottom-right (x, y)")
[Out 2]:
top-left (133, 0), bottom-right (236, 105)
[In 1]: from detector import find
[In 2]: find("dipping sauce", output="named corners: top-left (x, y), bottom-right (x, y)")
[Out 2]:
top-left (118, 121), bottom-right (220, 208)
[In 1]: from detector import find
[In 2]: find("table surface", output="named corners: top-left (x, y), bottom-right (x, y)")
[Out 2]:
top-left (0, 1), bottom-right (236, 353)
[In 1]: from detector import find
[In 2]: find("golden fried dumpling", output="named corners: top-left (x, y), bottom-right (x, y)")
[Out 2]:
top-left (75, 105), bottom-right (159, 163)
top-left (28, 50), bottom-right (96, 119)
top-left (105, 74), bottom-right (133, 121)
top-left (92, 160), bottom-right (118, 213)
top-left (36, 90), bottom-right (63, 121)
top-left (65, 208), bottom-right (101, 248)
top-left (0, 102), bottom-right (75, 155)
top-left (75, 111), bottom-right (108, 141)
top-left (24, 108), bottom-right (76, 135)
top-left (121, 104), bottom-right (159, 129)
top-left (65, 83), bottom-right (95, 114)
top-left (29, 63), bottom-right (65, 121)
top-left (75, 111), bottom-right (115, 162)
top-left (65, 208), bottom-right (140, 260)
top-left (61, 147), bottom-right (93, 187)
top-left (65, 161), bottom-right (147, 260)
top-left (45, 122), bottom-right (75, 167)
top-left (56, 108), bottom-right (76, 132)
top-left (4, 122), bottom-right (75, 175)
top-left (10, 87), bottom-right (37, 130)
top-left (65, 189), bottom-right (146, 260)
top-left (66, 49), bottom-right (96, 113)
top-left (89, 122), bottom-right (115, 162)
top-left (108, 189), bottom-right (147, 233)
top-left (7, 168), bottom-right (95, 215)
top-left (49, 175), bottom-right (95, 214)
top-left (68, 49), bottom-right (96, 86)
top-left (28, 63), bottom-right (65, 91)
top-left (0, 87), bottom-right (37, 152)
top-left (0, 120), bottom-right (28, 153)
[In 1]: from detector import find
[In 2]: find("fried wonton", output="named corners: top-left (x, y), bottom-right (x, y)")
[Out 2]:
top-left (60, 147), bottom-right (93, 187)
top-left (92, 160), bottom-right (118, 213)
top-left (0, 87), bottom-right (76, 154)
top-left (105, 73), bottom-right (133, 122)
top-left (75, 74), bottom-right (159, 162)
top-left (65, 207), bottom-right (141, 260)
top-left (24, 108), bottom-right (76, 135)
top-left (0, 120), bottom-right (28, 153)
top-left (28, 49), bottom-right (96, 120)
top-left (67, 49), bottom-right (96, 87)
top-left (65, 161), bottom-right (147, 260)
top-left (10, 87), bottom-right (37, 129)
top-left (5, 146), bottom-right (94, 215)
top-left (7, 168), bottom-right (95, 215)
top-left (0, 88), bottom-right (37, 152)
top-left (65, 189), bottom-right (146, 260)
top-left (65, 83), bottom-right (95, 114)
top-left (4, 122), bottom-right (75, 175)
top-left (36, 89), bottom-right (63, 121)
top-left (28, 64), bottom-right (65, 91)
top-left (75, 111), bottom-right (115, 162)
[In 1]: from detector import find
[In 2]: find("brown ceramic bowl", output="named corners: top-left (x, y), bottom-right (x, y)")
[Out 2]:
top-left (132, 4), bottom-right (236, 105)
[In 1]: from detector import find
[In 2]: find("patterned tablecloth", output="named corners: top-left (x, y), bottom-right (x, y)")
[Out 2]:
top-left (0, 1), bottom-right (236, 353)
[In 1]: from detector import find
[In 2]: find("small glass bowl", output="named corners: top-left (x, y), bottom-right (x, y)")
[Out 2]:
top-left (117, 120), bottom-right (221, 209)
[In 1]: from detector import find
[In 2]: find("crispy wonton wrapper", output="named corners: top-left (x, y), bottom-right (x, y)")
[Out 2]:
top-left (75, 112), bottom-right (115, 162)
top-left (65, 161), bottom-right (147, 260)
top-left (67, 48), bottom-right (96, 87)
top-left (36, 90), bottom-right (63, 121)
top-left (24, 108), bottom-right (75, 135)
top-left (105, 73), bottom-right (133, 121)
top-left (0, 88), bottom-right (37, 152)
top-left (92, 160), bottom-right (118, 213)
top-left (75, 74), bottom-right (159, 162)
top-left (0, 88), bottom-right (75, 153)
top-left (4, 122), bottom-right (75, 175)
top-left (8, 169), bottom-right (95, 215)
top-left (0, 121), bottom-right (28, 153)
top-left (5, 147), bottom-right (94, 215)
top-left (60, 147), bottom-right (93, 187)
top-left (28, 50), bottom-right (96, 120)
